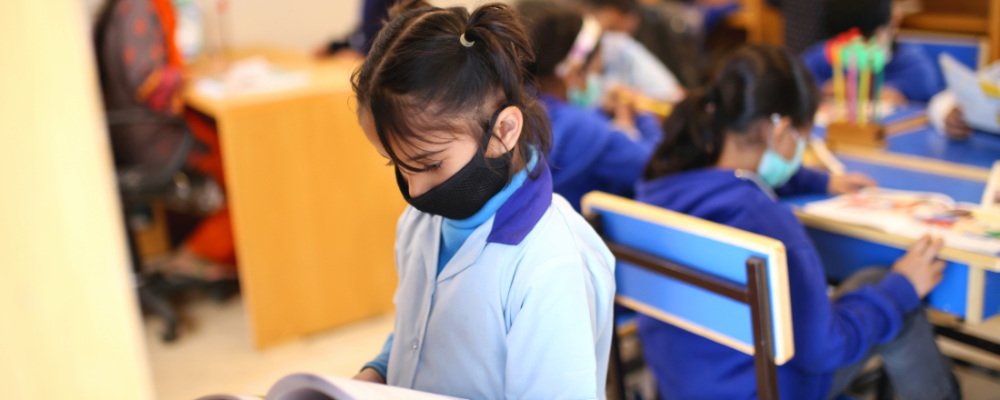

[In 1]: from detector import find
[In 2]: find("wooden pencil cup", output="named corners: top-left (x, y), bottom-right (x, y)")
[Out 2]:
top-left (825, 122), bottom-right (886, 150)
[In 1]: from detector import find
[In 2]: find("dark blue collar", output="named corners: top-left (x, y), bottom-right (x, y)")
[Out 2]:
top-left (487, 161), bottom-right (553, 245)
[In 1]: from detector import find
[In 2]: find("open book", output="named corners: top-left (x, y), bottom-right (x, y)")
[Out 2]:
top-left (802, 188), bottom-right (1000, 255)
top-left (197, 373), bottom-right (465, 400)
top-left (939, 53), bottom-right (1000, 133)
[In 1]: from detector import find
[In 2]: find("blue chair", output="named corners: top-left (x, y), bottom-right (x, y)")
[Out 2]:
top-left (583, 192), bottom-right (794, 400)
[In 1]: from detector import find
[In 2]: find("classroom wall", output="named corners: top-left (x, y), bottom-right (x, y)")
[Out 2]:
top-left (0, 1), bottom-right (153, 399)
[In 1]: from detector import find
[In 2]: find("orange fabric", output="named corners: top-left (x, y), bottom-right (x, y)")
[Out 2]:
top-left (182, 108), bottom-right (235, 266)
top-left (184, 108), bottom-right (227, 187)
top-left (184, 208), bottom-right (237, 267)
top-left (149, 0), bottom-right (182, 68)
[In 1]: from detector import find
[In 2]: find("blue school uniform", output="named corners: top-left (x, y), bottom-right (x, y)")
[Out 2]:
top-left (364, 158), bottom-right (617, 400)
top-left (634, 167), bottom-right (921, 400)
top-left (802, 41), bottom-right (944, 102)
top-left (541, 94), bottom-right (661, 211)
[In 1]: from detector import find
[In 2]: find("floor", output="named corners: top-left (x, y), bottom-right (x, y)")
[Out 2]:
top-left (143, 295), bottom-right (393, 400)
top-left (145, 295), bottom-right (1000, 400)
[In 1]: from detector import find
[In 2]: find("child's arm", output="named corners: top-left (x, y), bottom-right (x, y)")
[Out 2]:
top-left (593, 128), bottom-right (656, 199)
top-left (503, 255), bottom-right (612, 399)
top-left (356, 333), bottom-right (393, 383)
top-left (774, 167), bottom-right (831, 197)
top-left (883, 44), bottom-right (944, 102)
top-left (775, 167), bottom-right (875, 196)
top-left (928, 90), bottom-right (974, 140)
top-left (759, 210), bottom-right (920, 373)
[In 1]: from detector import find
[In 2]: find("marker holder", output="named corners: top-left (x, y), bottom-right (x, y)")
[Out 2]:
top-left (825, 122), bottom-right (885, 149)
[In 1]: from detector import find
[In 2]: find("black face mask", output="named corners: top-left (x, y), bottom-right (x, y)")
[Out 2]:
top-left (395, 109), bottom-right (513, 220)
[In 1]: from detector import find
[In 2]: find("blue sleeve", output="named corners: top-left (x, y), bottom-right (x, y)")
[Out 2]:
top-left (784, 245), bottom-right (920, 372)
top-left (884, 44), bottom-right (945, 102)
top-left (801, 41), bottom-right (834, 88)
top-left (361, 333), bottom-right (393, 378)
top-left (774, 167), bottom-right (830, 197)
top-left (761, 209), bottom-right (921, 373)
top-left (635, 113), bottom-right (664, 149)
top-left (594, 128), bottom-right (655, 199)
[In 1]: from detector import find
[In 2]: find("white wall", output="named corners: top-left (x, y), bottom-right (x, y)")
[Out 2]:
top-left (84, 0), bottom-right (502, 53)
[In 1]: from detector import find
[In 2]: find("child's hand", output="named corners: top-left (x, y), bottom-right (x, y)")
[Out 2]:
top-left (828, 172), bottom-right (877, 195)
top-left (944, 107), bottom-right (974, 141)
top-left (880, 86), bottom-right (908, 106)
top-left (353, 368), bottom-right (386, 384)
top-left (892, 235), bottom-right (947, 299)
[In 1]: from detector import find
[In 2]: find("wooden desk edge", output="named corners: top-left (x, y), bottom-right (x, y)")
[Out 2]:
top-left (834, 146), bottom-right (991, 182)
top-left (794, 212), bottom-right (1000, 271)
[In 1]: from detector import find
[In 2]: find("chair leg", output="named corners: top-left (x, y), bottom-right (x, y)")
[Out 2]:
top-left (609, 320), bottom-right (627, 400)
top-left (138, 284), bottom-right (179, 342)
top-left (874, 370), bottom-right (894, 400)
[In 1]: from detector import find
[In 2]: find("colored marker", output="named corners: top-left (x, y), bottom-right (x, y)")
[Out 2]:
top-left (872, 48), bottom-right (887, 123)
top-left (858, 47), bottom-right (871, 125)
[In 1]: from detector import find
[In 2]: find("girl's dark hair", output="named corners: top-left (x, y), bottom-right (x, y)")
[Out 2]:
top-left (351, 0), bottom-right (551, 181)
top-left (516, 1), bottom-right (600, 79)
top-left (824, 0), bottom-right (892, 39)
top-left (644, 45), bottom-right (818, 180)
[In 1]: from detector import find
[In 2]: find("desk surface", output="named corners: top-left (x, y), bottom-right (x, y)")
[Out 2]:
top-left (789, 156), bottom-right (988, 207)
top-left (184, 48), bottom-right (362, 117)
top-left (787, 157), bottom-right (999, 269)
top-left (815, 105), bottom-right (1000, 171)
top-left (888, 128), bottom-right (1000, 169)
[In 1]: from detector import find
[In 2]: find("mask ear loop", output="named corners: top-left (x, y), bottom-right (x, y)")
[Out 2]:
top-left (768, 113), bottom-right (781, 150)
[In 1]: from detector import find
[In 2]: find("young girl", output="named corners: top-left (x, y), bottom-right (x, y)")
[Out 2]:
top-left (636, 45), bottom-right (959, 400)
top-left (517, 1), bottom-right (663, 211)
top-left (350, 2), bottom-right (616, 399)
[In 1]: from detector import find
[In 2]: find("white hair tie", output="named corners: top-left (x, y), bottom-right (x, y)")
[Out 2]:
top-left (460, 33), bottom-right (475, 48)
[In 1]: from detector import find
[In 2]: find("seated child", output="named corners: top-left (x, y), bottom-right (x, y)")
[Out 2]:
top-left (580, 0), bottom-right (686, 103)
top-left (517, 0), bottom-right (663, 211)
top-left (636, 45), bottom-right (959, 400)
top-left (350, 1), bottom-right (616, 399)
top-left (802, 0), bottom-right (942, 102)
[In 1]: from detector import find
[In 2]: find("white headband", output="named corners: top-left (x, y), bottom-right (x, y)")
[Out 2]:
top-left (554, 15), bottom-right (603, 78)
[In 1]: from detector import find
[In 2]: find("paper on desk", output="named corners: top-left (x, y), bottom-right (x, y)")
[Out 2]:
top-left (803, 188), bottom-right (1000, 255)
top-left (195, 56), bottom-right (309, 99)
top-left (939, 54), bottom-right (1000, 133)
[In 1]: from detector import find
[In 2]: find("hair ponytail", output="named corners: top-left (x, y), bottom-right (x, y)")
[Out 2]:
top-left (644, 88), bottom-right (725, 180)
top-left (644, 45), bottom-right (818, 180)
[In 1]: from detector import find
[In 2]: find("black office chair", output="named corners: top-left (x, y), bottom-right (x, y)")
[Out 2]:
top-left (108, 109), bottom-right (191, 342)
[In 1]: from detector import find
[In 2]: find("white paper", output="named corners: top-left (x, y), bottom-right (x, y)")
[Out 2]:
top-left (939, 54), bottom-right (1000, 132)
top-left (195, 57), bottom-right (309, 99)
top-left (803, 188), bottom-right (1000, 255)
top-left (266, 373), bottom-right (466, 400)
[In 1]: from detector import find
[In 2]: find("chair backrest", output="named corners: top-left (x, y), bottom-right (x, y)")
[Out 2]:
top-left (582, 191), bottom-right (795, 365)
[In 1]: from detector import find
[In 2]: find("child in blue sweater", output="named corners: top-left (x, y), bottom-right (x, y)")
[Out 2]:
top-left (517, 1), bottom-right (663, 211)
top-left (636, 45), bottom-right (959, 400)
top-left (801, 0), bottom-right (942, 102)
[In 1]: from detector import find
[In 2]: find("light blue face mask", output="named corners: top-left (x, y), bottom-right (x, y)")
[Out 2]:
top-left (757, 115), bottom-right (806, 188)
top-left (567, 73), bottom-right (603, 108)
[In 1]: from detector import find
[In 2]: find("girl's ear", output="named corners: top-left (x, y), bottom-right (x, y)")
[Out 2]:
top-left (770, 115), bottom-right (794, 144)
top-left (561, 63), bottom-right (586, 90)
top-left (486, 106), bottom-right (523, 157)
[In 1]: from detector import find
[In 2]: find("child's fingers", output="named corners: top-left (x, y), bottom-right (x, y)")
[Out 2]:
top-left (907, 235), bottom-right (932, 256)
top-left (921, 237), bottom-right (945, 264)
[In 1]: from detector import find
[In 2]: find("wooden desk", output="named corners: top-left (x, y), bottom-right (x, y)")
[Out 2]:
top-left (787, 155), bottom-right (999, 324)
top-left (184, 49), bottom-right (405, 348)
